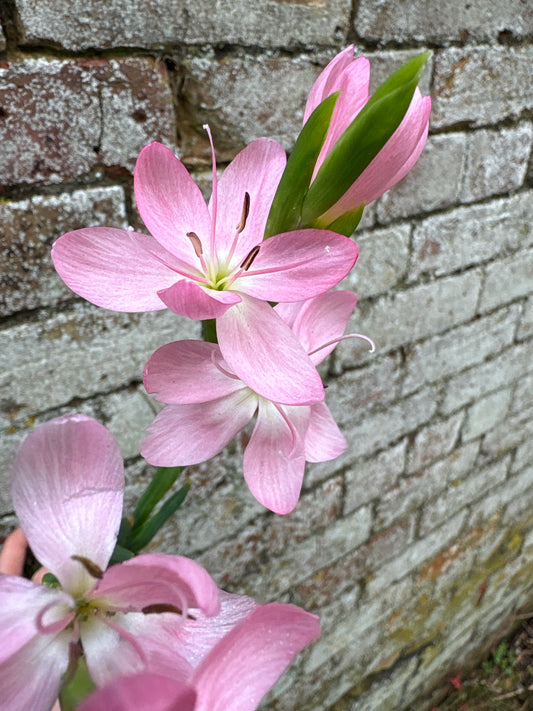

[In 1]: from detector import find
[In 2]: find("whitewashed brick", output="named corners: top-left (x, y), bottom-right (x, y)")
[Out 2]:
top-left (344, 440), bottom-right (407, 514)
top-left (341, 224), bottom-right (410, 299)
top-left (461, 123), bottom-right (533, 203)
top-left (407, 413), bottom-right (464, 473)
top-left (420, 456), bottom-right (510, 535)
top-left (463, 388), bottom-right (513, 441)
top-left (482, 404), bottom-right (533, 462)
top-left (513, 440), bottom-right (533, 475)
top-left (339, 270), bottom-right (482, 367)
top-left (518, 296), bottom-right (533, 341)
top-left (432, 46), bottom-right (533, 129)
top-left (472, 465), bottom-right (533, 524)
top-left (16, 0), bottom-right (351, 50)
top-left (403, 305), bottom-right (520, 396)
top-left (409, 192), bottom-right (533, 279)
top-left (355, 0), bottom-right (532, 44)
top-left (377, 133), bottom-right (466, 222)
top-left (441, 342), bottom-right (532, 414)
top-left (479, 248), bottom-right (533, 312)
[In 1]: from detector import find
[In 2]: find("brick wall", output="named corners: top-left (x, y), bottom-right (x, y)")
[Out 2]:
top-left (1, 1), bottom-right (532, 709)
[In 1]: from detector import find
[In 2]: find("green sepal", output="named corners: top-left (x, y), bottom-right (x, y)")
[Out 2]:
top-left (131, 466), bottom-right (183, 531)
top-left (59, 657), bottom-right (96, 711)
top-left (125, 483), bottom-right (190, 553)
top-left (41, 572), bottom-right (61, 589)
top-left (263, 92), bottom-right (340, 238)
top-left (322, 204), bottom-right (365, 236)
top-left (301, 52), bottom-right (430, 225)
top-left (202, 319), bottom-right (218, 344)
top-left (108, 543), bottom-right (135, 565)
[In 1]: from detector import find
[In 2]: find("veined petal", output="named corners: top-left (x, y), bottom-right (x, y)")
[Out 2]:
top-left (0, 576), bottom-right (74, 664)
top-left (243, 400), bottom-right (307, 514)
top-left (77, 674), bottom-right (197, 711)
top-left (12, 414), bottom-right (124, 596)
top-left (303, 45), bottom-right (356, 122)
top-left (52, 227), bottom-right (181, 312)
top-left (283, 290), bottom-right (358, 365)
top-left (144, 341), bottom-right (246, 404)
top-left (237, 230), bottom-right (358, 302)
top-left (193, 602), bottom-right (320, 711)
top-left (142, 390), bottom-right (257, 467)
top-left (157, 280), bottom-right (240, 320)
top-left (217, 296), bottom-right (325, 406)
top-left (134, 142), bottom-right (211, 263)
top-left (305, 401), bottom-right (347, 462)
top-left (212, 138), bottom-right (287, 261)
top-left (92, 553), bottom-right (220, 618)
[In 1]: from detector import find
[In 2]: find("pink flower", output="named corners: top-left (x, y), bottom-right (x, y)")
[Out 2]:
top-left (78, 593), bottom-right (320, 711)
top-left (305, 46), bottom-right (431, 224)
top-left (0, 414), bottom-right (220, 710)
top-left (142, 291), bottom-right (373, 514)
top-left (52, 138), bottom-right (358, 405)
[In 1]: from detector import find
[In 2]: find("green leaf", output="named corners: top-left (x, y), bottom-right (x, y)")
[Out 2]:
top-left (131, 466), bottom-right (183, 530)
top-left (301, 52), bottom-right (430, 225)
top-left (59, 657), bottom-right (96, 711)
top-left (108, 542), bottom-right (135, 565)
top-left (126, 483), bottom-right (191, 553)
top-left (41, 572), bottom-right (61, 588)
top-left (263, 92), bottom-right (340, 237)
top-left (324, 205), bottom-right (365, 236)
top-left (202, 319), bottom-right (218, 344)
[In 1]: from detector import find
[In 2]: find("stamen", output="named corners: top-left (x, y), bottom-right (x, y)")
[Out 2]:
top-left (187, 231), bottom-right (203, 257)
top-left (211, 350), bottom-right (240, 380)
top-left (142, 603), bottom-right (196, 620)
top-left (272, 402), bottom-right (302, 459)
top-left (204, 124), bottom-right (218, 261)
top-left (36, 600), bottom-right (76, 635)
top-left (71, 555), bottom-right (104, 580)
top-left (101, 615), bottom-right (148, 665)
top-left (236, 192), bottom-right (250, 233)
top-left (240, 245), bottom-right (261, 271)
top-left (308, 333), bottom-right (376, 357)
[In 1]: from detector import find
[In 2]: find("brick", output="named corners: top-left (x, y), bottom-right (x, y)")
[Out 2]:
top-left (334, 657), bottom-right (418, 711)
top-left (513, 439), bottom-right (533, 474)
top-left (420, 456), bottom-right (510, 535)
top-left (376, 133), bottom-right (466, 223)
top-left (441, 341), bottom-right (532, 414)
top-left (407, 413), bottom-right (464, 474)
top-left (402, 305), bottom-right (521, 395)
top-left (432, 46), bottom-right (533, 129)
top-left (365, 49), bottom-right (433, 97)
top-left (461, 123), bottom-right (532, 203)
top-left (344, 440), bottom-right (407, 514)
top-left (482, 404), bottom-right (533, 461)
top-left (0, 302), bottom-right (198, 420)
top-left (377, 441), bottom-right (479, 529)
top-left (472, 465), bottom-right (533, 524)
top-left (339, 270), bottom-right (482, 367)
top-left (177, 53), bottom-right (323, 163)
top-left (0, 186), bottom-right (126, 316)
top-left (354, 0), bottom-right (532, 45)
top-left (512, 372), bottom-right (533, 415)
top-left (479, 248), bottom-right (533, 312)
top-left (463, 388), bottom-right (513, 441)
top-left (15, 0), bottom-right (351, 51)
top-left (409, 192), bottom-right (533, 280)
top-left (0, 58), bottom-right (175, 187)
top-left (340, 224), bottom-right (410, 299)
top-left (518, 296), bottom-right (533, 340)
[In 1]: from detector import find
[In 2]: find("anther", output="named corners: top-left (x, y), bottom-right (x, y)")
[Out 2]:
top-left (236, 192), bottom-right (250, 233)
top-left (187, 231), bottom-right (204, 257)
top-left (240, 245), bottom-right (260, 270)
top-left (71, 555), bottom-right (104, 579)
top-left (142, 603), bottom-right (196, 620)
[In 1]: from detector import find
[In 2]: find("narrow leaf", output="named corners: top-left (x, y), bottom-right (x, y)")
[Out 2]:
top-left (131, 466), bottom-right (183, 529)
top-left (127, 483), bottom-right (191, 553)
top-left (301, 52), bottom-right (430, 224)
top-left (264, 92), bottom-right (339, 238)
top-left (323, 205), bottom-right (365, 236)
top-left (108, 543), bottom-right (135, 565)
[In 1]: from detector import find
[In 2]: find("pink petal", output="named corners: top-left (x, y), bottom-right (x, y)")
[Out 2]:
top-left (323, 89), bottom-right (431, 219)
top-left (12, 414), bottom-right (124, 595)
top-left (216, 296), bottom-right (325, 406)
top-left (52, 227), bottom-right (181, 312)
top-left (142, 390), bottom-right (257, 467)
top-left (157, 280), bottom-right (241, 320)
top-left (243, 400), bottom-right (308, 514)
top-left (144, 341), bottom-right (246, 404)
top-left (78, 674), bottom-right (197, 711)
top-left (303, 46), bottom-right (356, 122)
top-left (92, 553), bottom-right (220, 617)
top-left (0, 625), bottom-right (71, 711)
top-left (0, 576), bottom-right (73, 664)
top-left (193, 602), bottom-right (320, 711)
top-left (284, 290), bottom-right (358, 365)
top-left (211, 138), bottom-right (286, 261)
top-left (134, 142), bottom-right (211, 263)
top-left (304, 401), bottom-right (347, 462)
top-left (236, 229), bottom-right (358, 302)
